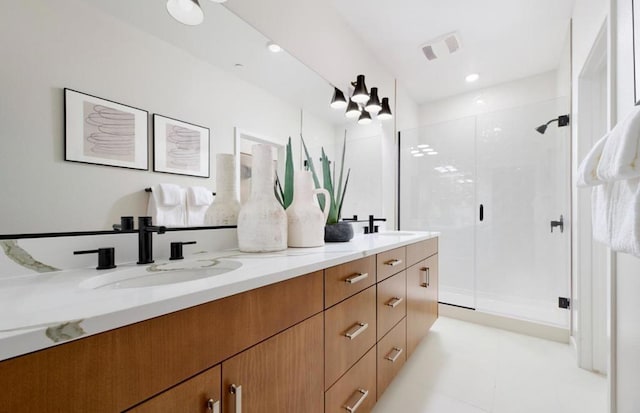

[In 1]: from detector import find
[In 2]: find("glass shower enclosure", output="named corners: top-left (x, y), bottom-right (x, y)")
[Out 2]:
top-left (399, 98), bottom-right (570, 328)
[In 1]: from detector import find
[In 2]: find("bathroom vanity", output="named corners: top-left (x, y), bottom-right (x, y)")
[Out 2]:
top-left (0, 232), bottom-right (438, 413)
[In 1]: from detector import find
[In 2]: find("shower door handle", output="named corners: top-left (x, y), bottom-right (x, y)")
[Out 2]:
top-left (551, 215), bottom-right (564, 233)
top-left (479, 204), bottom-right (484, 222)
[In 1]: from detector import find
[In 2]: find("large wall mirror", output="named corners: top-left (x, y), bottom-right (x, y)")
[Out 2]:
top-left (0, 0), bottom-right (353, 234)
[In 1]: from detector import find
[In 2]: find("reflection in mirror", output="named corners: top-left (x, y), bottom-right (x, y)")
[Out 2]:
top-left (0, 0), bottom-right (343, 235)
top-left (234, 128), bottom-right (285, 205)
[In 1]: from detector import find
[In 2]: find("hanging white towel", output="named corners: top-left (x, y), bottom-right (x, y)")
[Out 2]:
top-left (577, 132), bottom-right (609, 187)
top-left (608, 178), bottom-right (640, 257)
top-left (591, 184), bottom-right (611, 246)
top-left (597, 105), bottom-right (640, 181)
top-left (186, 186), bottom-right (214, 226)
top-left (147, 184), bottom-right (186, 226)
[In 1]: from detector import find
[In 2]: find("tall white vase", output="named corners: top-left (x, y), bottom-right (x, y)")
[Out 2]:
top-left (237, 144), bottom-right (287, 252)
top-left (205, 154), bottom-right (241, 226)
top-left (287, 170), bottom-right (330, 247)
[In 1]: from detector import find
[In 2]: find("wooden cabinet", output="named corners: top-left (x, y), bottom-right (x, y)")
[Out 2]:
top-left (325, 347), bottom-right (377, 413)
top-left (377, 318), bottom-right (407, 397)
top-left (376, 270), bottom-right (407, 340)
top-left (407, 254), bottom-right (439, 358)
top-left (222, 313), bottom-right (324, 413)
top-left (0, 237), bottom-right (438, 413)
top-left (0, 271), bottom-right (323, 413)
top-left (325, 285), bottom-right (377, 389)
top-left (325, 256), bottom-right (376, 308)
top-left (127, 365), bottom-right (221, 413)
top-left (376, 247), bottom-right (407, 281)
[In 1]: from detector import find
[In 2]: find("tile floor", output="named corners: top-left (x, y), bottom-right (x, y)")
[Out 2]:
top-left (372, 317), bottom-right (607, 413)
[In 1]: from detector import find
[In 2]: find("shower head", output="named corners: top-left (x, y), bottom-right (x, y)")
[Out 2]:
top-left (535, 114), bottom-right (570, 134)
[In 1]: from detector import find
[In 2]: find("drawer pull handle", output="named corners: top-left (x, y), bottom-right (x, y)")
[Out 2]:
top-left (344, 388), bottom-right (369, 412)
top-left (230, 384), bottom-right (242, 413)
top-left (344, 322), bottom-right (369, 340)
top-left (207, 399), bottom-right (221, 413)
top-left (385, 259), bottom-right (403, 267)
top-left (420, 267), bottom-right (430, 287)
top-left (384, 346), bottom-right (404, 363)
top-left (345, 272), bottom-right (369, 284)
top-left (385, 297), bottom-right (403, 308)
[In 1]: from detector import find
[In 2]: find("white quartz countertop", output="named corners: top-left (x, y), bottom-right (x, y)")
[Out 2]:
top-left (0, 231), bottom-right (438, 362)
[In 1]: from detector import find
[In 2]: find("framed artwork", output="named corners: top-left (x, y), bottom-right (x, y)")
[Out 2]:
top-left (634, 0), bottom-right (640, 105)
top-left (153, 114), bottom-right (210, 178)
top-left (64, 88), bottom-right (149, 170)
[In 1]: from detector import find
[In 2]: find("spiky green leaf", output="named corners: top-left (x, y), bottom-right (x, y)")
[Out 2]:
top-left (300, 134), bottom-right (324, 210)
top-left (283, 137), bottom-right (294, 209)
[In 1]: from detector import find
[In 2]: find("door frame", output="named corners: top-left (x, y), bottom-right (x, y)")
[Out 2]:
top-left (575, 19), bottom-right (610, 374)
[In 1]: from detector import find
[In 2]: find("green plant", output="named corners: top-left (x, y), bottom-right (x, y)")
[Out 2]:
top-left (274, 137), bottom-right (294, 209)
top-left (301, 132), bottom-right (350, 225)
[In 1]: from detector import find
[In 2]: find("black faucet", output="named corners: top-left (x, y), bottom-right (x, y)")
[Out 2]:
top-left (365, 215), bottom-right (386, 234)
top-left (137, 216), bottom-right (166, 264)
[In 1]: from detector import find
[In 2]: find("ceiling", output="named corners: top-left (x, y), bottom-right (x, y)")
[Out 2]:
top-left (330, 0), bottom-right (575, 104)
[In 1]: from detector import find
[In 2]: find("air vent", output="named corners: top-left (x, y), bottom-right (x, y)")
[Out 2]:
top-left (420, 32), bottom-right (462, 62)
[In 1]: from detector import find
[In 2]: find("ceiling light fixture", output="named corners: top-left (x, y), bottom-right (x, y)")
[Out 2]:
top-left (330, 87), bottom-right (347, 109)
top-left (331, 75), bottom-right (392, 123)
top-left (365, 87), bottom-right (382, 113)
top-left (351, 75), bottom-right (369, 103)
top-left (345, 99), bottom-right (361, 119)
top-left (377, 97), bottom-right (393, 120)
top-left (166, 0), bottom-right (204, 26)
top-left (465, 73), bottom-right (479, 83)
top-left (358, 110), bottom-right (372, 125)
top-left (267, 41), bottom-right (282, 53)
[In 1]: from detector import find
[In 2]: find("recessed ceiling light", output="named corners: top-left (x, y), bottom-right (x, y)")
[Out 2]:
top-left (475, 98), bottom-right (485, 105)
top-left (413, 153), bottom-right (425, 157)
top-left (411, 150), bottom-right (420, 154)
top-left (267, 41), bottom-right (282, 53)
top-left (465, 73), bottom-right (479, 83)
top-left (428, 151), bottom-right (438, 155)
top-left (417, 144), bottom-right (430, 148)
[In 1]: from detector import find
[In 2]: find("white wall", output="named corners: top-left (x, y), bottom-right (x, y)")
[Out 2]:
top-left (612, 1), bottom-right (640, 411)
top-left (418, 71), bottom-right (563, 126)
top-left (0, 0), bottom-right (334, 234)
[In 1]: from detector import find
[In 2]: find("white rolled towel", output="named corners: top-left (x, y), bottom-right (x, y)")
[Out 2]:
top-left (577, 132), bottom-right (609, 187)
top-left (186, 186), bottom-right (214, 226)
top-left (597, 105), bottom-right (640, 181)
top-left (147, 184), bottom-right (186, 226)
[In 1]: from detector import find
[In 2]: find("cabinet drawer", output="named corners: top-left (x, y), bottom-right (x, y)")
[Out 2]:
top-left (325, 256), bottom-right (376, 308)
top-left (325, 346), bottom-right (377, 413)
top-left (377, 318), bottom-right (407, 398)
top-left (376, 270), bottom-right (407, 340)
top-left (325, 286), bottom-right (377, 389)
top-left (126, 365), bottom-right (221, 413)
top-left (406, 237), bottom-right (438, 266)
top-left (376, 247), bottom-right (407, 281)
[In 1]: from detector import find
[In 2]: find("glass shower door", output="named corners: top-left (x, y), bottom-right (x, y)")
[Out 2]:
top-left (474, 99), bottom-right (570, 327)
top-left (399, 117), bottom-right (477, 309)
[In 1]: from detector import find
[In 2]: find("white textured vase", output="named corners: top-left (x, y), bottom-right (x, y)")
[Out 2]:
top-left (287, 170), bottom-right (330, 247)
top-left (205, 154), bottom-right (241, 226)
top-left (237, 144), bottom-right (287, 252)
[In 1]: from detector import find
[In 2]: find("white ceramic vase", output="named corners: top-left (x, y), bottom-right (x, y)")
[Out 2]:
top-left (237, 144), bottom-right (288, 252)
top-left (287, 170), bottom-right (330, 247)
top-left (205, 154), bottom-right (241, 226)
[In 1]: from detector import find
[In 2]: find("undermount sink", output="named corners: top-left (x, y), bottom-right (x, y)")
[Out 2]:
top-left (376, 232), bottom-right (416, 236)
top-left (79, 258), bottom-right (242, 290)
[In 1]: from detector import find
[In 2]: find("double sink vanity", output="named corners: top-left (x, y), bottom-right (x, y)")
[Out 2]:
top-left (0, 231), bottom-right (438, 413)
